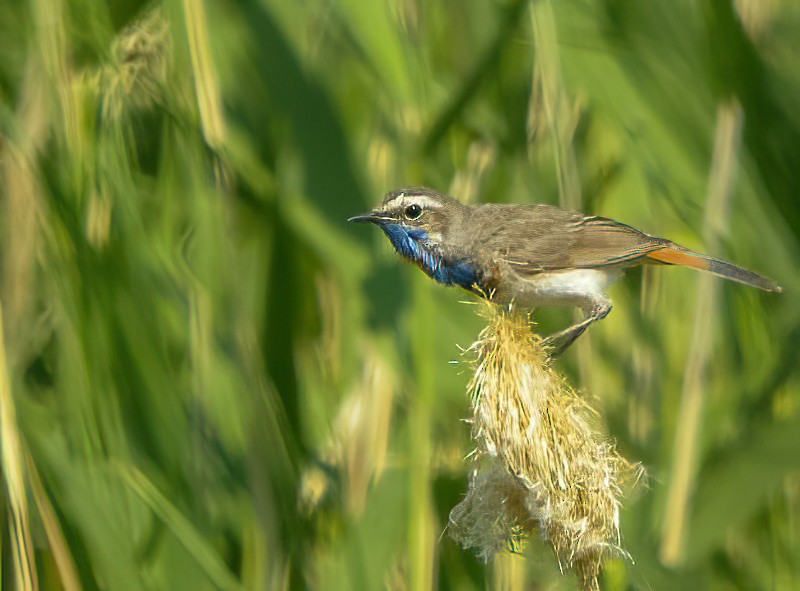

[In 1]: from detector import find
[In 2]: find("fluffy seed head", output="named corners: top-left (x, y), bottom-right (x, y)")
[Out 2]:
top-left (448, 305), bottom-right (638, 590)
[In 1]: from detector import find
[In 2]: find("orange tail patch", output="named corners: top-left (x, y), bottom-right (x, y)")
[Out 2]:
top-left (647, 246), bottom-right (711, 270)
top-left (647, 245), bottom-right (781, 293)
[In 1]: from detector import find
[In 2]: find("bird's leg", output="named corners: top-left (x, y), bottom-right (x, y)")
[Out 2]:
top-left (542, 302), bottom-right (612, 358)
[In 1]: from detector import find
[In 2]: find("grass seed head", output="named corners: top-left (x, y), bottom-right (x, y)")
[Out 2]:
top-left (100, 7), bottom-right (171, 118)
top-left (449, 305), bottom-right (636, 590)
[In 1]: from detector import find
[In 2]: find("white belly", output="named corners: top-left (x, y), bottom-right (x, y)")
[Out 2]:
top-left (508, 268), bottom-right (621, 310)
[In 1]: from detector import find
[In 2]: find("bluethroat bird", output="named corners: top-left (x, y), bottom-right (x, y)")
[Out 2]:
top-left (350, 188), bottom-right (782, 355)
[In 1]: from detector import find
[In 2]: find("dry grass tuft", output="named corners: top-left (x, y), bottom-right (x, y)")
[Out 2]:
top-left (448, 305), bottom-right (637, 590)
top-left (98, 7), bottom-right (171, 119)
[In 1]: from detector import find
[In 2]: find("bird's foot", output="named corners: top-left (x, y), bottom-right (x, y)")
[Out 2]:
top-left (542, 318), bottom-right (593, 358)
top-left (542, 303), bottom-right (612, 358)
top-left (591, 303), bottom-right (612, 321)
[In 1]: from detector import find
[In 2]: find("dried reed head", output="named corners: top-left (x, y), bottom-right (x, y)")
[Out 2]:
top-left (99, 7), bottom-right (171, 119)
top-left (449, 305), bottom-right (635, 590)
top-left (299, 346), bottom-right (396, 517)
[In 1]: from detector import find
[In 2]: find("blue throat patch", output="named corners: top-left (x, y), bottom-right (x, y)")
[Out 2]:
top-left (380, 223), bottom-right (481, 290)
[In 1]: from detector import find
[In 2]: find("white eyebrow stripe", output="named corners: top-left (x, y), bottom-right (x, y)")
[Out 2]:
top-left (384, 195), bottom-right (442, 210)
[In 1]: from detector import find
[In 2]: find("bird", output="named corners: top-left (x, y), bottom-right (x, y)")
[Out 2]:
top-left (349, 187), bottom-right (782, 355)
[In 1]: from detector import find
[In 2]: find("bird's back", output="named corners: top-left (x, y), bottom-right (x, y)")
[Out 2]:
top-left (458, 203), bottom-right (662, 272)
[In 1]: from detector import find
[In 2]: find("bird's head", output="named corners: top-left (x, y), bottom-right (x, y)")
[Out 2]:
top-left (350, 187), bottom-right (487, 289)
top-left (349, 187), bottom-right (466, 274)
top-left (349, 186), bottom-right (461, 241)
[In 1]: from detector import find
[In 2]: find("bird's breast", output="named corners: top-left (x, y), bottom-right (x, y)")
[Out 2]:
top-left (379, 223), bottom-right (486, 291)
top-left (497, 268), bottom-right (622, 309)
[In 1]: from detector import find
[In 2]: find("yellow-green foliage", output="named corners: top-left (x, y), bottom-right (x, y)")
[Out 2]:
top-left (0, 1), bottom-right (798, 590)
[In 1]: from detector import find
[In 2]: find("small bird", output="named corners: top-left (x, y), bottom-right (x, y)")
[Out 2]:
top-left (350, 188), bottom-right (781, 355)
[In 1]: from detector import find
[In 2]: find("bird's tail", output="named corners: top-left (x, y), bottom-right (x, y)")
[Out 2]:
top-left (646, 243), bottom-right (782, 293)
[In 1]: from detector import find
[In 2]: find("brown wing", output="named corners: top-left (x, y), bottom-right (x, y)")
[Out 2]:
top-left (463, 204), bottom-right (665, 272)
top-left (561, 215), bottom-right (666, 268)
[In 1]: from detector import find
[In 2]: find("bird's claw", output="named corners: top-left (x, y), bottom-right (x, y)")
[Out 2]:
top-left (543, 303), bottom-right (612, 358)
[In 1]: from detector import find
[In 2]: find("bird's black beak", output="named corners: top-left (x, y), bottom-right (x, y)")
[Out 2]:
top-left (347, 212), bottom-right (388, 224)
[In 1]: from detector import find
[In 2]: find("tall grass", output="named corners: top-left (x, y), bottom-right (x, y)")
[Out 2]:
top-left (0, 0), bottom-right (798, 589)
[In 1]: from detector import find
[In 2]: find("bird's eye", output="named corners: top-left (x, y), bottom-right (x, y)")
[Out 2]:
top-left (404, 203), bottom-right (422, 220)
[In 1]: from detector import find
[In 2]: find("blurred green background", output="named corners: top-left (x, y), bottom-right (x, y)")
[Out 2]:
top-left (0, 0), bottom-right (798, 589)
